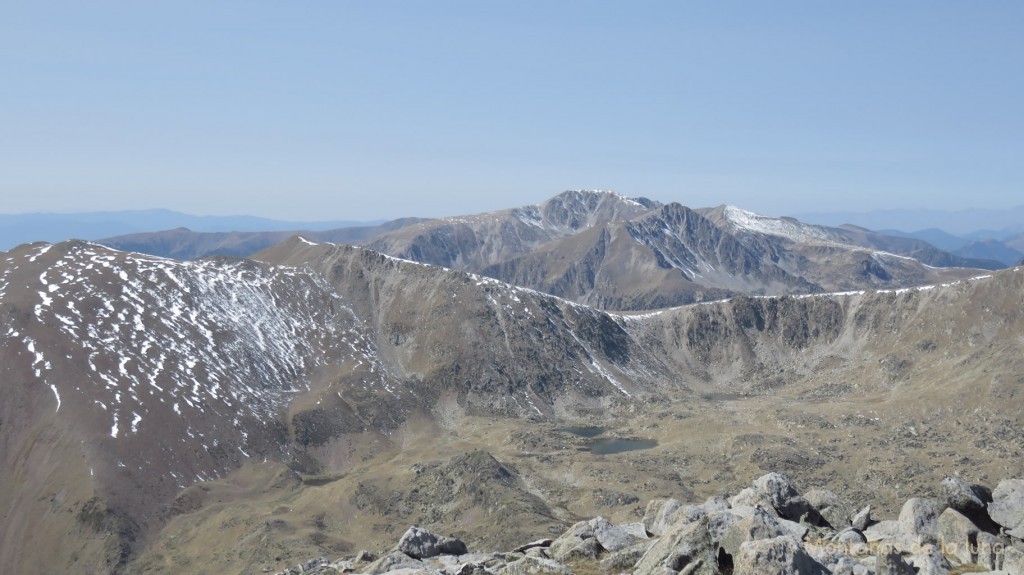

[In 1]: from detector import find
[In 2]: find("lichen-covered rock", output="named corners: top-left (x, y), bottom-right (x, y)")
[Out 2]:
top-left (851, 505), bottom-right (872, 531)
top-left (397, 527), bottom-right (468, 560)
top-left (632, 516), bottom-right (718, 575)
top-left (804, 488), bottom-right (853, 530)
top-left (721, 507), bottom-right (807, 558)
top-left (976, 531), bottom-right (1005, 571)
top-left (549, 516), bottom-right (640, 561)
top-left (496, 556), bottom-right (572, 575)
top-left (942, 477), bottom-right (988, 515)
top-left (897, 498), bottom-right (944, 543)
top-left (990, 479), bottom-right (1024, 539)
top-left (752, 473), bottom-right (819, 524)
top-left (597, 540), bottom-right (651, 571)
top-left (734, 535), bottom-right (828, 575)
top-left (937, 507), bottom-right (980, 565)
top-left (366, 552), bottom-right (430, 575)
top-left (907, 542), bottom-right (952, 575)
top-left (1002, 544), bottom-right (1024, 575)
top-left (642, 498), bottom-right (685, 536)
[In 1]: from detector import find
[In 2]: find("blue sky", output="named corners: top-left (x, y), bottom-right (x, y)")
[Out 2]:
top-left (1, 1), bottom-right (1021, 221)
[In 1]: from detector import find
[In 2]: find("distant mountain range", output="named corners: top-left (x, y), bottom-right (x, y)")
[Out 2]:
top-left (792, 204), bottom-right (1024, 237)
top-left (94, 190), bottom-right (1002, 311)
top-left (794, 206), bottom-right (1024, 266)
top-left (0, 209), bottom-right (380, 251)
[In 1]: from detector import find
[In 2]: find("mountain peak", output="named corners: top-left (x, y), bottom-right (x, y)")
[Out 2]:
top-left (711, 204), bottom-right (843, 244)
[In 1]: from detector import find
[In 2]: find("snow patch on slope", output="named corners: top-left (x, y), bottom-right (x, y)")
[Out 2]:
top-left (722, 206), bottom-right (841, 243)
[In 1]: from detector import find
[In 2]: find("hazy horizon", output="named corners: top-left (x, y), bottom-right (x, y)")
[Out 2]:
top-left (3, 2), bottom-right (1021, 221)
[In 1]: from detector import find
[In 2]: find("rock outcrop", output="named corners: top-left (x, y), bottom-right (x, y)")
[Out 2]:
top-left (274, 473), bottom-right (1024, 575)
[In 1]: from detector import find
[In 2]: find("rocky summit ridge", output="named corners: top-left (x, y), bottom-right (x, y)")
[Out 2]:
top-left (276, 472), bottom-right (1024, 575)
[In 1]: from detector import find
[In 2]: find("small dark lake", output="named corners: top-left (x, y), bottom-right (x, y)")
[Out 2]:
top-left (588, 438), bottom-right (658, 455)
top-left (557, 426), bottom-right (657, 454)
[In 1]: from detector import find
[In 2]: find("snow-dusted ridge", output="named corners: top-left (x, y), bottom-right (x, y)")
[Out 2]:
top-left (721, 205), bottom-right (843, 244)
top-left (2, 240), bottom-right (385, 446)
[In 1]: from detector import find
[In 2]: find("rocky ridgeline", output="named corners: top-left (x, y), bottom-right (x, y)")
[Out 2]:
top-left (276, 473), bottom-right (1024, 575)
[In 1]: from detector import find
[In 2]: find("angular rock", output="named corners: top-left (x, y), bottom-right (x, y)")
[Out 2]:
top-left (908, 542), bottom-right (952, 575)
top-left (937, 507), bottom-right (980, 565)
top-left (752, 472), bottom-right (819, 523)
top-left (721, 506), bottom-right (806, 558)
top-left (990, 479), bottom-right (1024, 538)
top-left (549, 535), bottom-right (599, 562)
top-left (620, 523), bottom-right (649, 540)
top-left (851, 505), bottom-right (872, 531)
top-left (1003, 544), bottom-right (1024, 575)
top-left (496, 556), bottom-right (571, 575)
top-left (734, 535), bottom-right (829, 575)
top-left (549, 516), bottom-right (642, 561)
top-left (523, 547), bottom-right (548, 560)
top-left (830, 555), bottom-right (872, 575)
top-left (642, 498), bottom-right (684, 536)
top-left (942, 477), bottom-right (988, 514)
top-left (897, 497), bottom-right (944, 543)
top-left (366, 552), bottom-right (429, 575)
top-left (448, 564), bottom-right (493, 575)
top-left (598, 540), bottom-right (651, 572)
top-left (706, 510), bottom-right (743, 545)
top-left (876, 549), bottom-right (915, 575)
top-left (511, 539), bottom-right (552, 554)
top-left (943, 476), bottom-right (998, 532)
top-left (591, 517), bottom-right (644, 552)
top-left (976, 531), bottom-right (1005, 571)
top-left (804, 488), bottom-right (854, 530)
top-left (864, 519), bottom-right (899, 543)
top-left (398, 527), bottom-right (468, 560)
top-left (355, 550), bottom-right (379, 564)
top-left (836, 528), bottom-right (867, 546)
top-left (730, 487), bottom-right (779, 517)
top-left (633, 516), bottom-right (718, 575)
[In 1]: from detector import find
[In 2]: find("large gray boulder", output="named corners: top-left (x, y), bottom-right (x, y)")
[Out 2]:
top-left (642, 498), bottom-right (685, 536)
top-left (597, 540), bottom-right (651, 572)
top-left (752, 473), bottom-right (821, 524)
top-left (632, 516), bottom-right (719, 575)
top-left (937, 507), bottom-right (980, 565)
top-left (990, 479), bottom-right (1024, 538)
top-left (864, 519), bottom-right (900, 543)
top-left (733, 536), bottom-right (828, 575)
top-left (549, 516), bottom-right (642, 561)
top-left (720, 506), bottom-right (807, 558)
top-left (851, 505), bottom-right (872, 531)
top-left (897, 498), bottom-right (944, 543)
top-left (942, 476), bottom-right (988, 515)
top-left (804, 488), bottom-right (853, 530)
top-left (942, 476), bottom-right (997, 531)
top-left (398, 527), bottom-right (468, 560)
top-left (591, 517), bottom-right (644, 552)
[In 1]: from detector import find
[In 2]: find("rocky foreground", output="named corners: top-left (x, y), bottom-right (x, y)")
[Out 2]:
top-left (275, 473), bottom-right (1024, 575)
